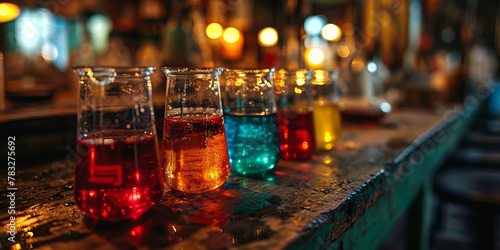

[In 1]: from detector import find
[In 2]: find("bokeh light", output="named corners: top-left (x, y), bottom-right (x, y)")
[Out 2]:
top-left (381, 102), bottom-right (392, 113)
top-left (0, 3), bottom-right (20, 23)
top-left (351, 57), bottom-right (365, 73)
top-left (223, 27), bottom-right (240, 43)
top-left (306, 48), bottom-right (324, 65)
top-left (321, 23), bottom-right (341, 41)
top-left (258, 27), bottom-right (278, 47)
top-left (206, 23), bottom-right (223, 39)
top-left (41, 43), bottom-right (58, 61)
top-left (304, 15), bottom-right (327, 36)
top-left (337, 45), bottom-right (350, 58)
top-left (367, 61), bottom-right (377, 72)
top-left (87, 14), bottom-right (112, 34)
top-left (441, 27), bottom-right (455, 43)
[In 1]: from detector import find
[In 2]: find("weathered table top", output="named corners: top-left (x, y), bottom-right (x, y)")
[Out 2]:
top-left (0, 106), bottom-right (476, 250)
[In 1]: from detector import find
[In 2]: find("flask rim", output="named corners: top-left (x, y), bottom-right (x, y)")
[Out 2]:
top-left (161, 67), bottom-right (223, 76)
top-left (72, 66), bottom-right (155, 77)
top-left (224, 68), bottom-right (275, 75)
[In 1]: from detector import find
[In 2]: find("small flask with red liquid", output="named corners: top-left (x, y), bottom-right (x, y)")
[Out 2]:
top-left (275, 69), bottom-right (315, 160)
top-left (162, 67), bottom-right (230, 193)
top-left (73, 67), bottom-right (164, 221)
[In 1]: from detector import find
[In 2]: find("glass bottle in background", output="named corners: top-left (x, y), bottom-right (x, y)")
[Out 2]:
top-left (311, 70), bottom-right (342, 150)
top-left (134, 37), bottom-right (164, 91)
top-left (275, 69), bottom-right (315, 160)
top-left (223, 69), bottom-right (280, 175)
top-left (339, 54), bottom-right (391, 124)
top-left (162, 67), bottom-right (229, 193)
top-left (161, 0), bottom-right (213, 67)
top-left (73, 67), bottom-right (163, 221)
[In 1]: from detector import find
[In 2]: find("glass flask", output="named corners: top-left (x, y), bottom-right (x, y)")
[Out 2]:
top-left (223, 68), bottom-right (280, 174)
top-left (275, 69), bottom-right (315, 160)
top-left (73, 67), bottom-right (164, 221)
top-left (162, 67), bottom-right (230, 193)
top-left (311, 70), bottom-right (342, 150)
top-left (339, 56), bottom-right (391, 124)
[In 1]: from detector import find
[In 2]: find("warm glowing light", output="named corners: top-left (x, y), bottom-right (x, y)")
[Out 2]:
top-left (0, 3), bottom-right (20, 23)
top-left (235, 78), bottom-right (244, 86)
top-left (337, 45), bottom-right (350, 58)
top-left (223, 27), bottom-right (240, 43)
top-left (321, 23), bottom-right (342, 41)
top-left (296, 78), bottom-right (305, 86)
top-left (258, 27), bottom-right (278, 47)
top-left (324, 156), bottom-right (333, 164)
top-left (206, 23), bottom-right (223, 39)
top-left (89, 191), bottom-right (95, 197)
top-left (294, 87), bottom-right (303, 94)
top-left (296, 71), bottom-right (306, 86)
top-left (301, 142), bottom-right (309, 150)
top-left (351, 58), bottom-right (365, 73)
top-left (324, 132), bottom-right (332, 142)
top-left (315, 72), bottom-right (325, 82)
top-left (306, 48), bottom-right (325, 65)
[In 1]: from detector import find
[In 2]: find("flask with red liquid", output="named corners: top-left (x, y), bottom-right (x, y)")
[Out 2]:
top-left (162, 67), bottom-right (230, 193)
top-left (73, 67), bottom-right (164, 221)
top-left (275, 69), bottom-right (315, 160)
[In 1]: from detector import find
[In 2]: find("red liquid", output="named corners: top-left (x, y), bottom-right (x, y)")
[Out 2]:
top-left (277, 111), bottom-right (315, 160)
top-left (341, 110), bottom-right (387, 125)
top-left (74, 130), bottom-right (164, 221)
top-left (163, 114), bottom-right (230, 193)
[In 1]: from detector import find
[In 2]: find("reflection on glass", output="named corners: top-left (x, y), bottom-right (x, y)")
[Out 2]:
top-left (162, 67), bottom-right (230, 193)
top-left (311, 70), bottom-right (342, 150)
top-left (223, 68), bottom-right (280, 174)
top-left (73, 67), bottom-right (164, 221)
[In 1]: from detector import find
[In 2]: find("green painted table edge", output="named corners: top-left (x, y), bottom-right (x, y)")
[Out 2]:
top-left (286, 95), bottom-right (484, 249)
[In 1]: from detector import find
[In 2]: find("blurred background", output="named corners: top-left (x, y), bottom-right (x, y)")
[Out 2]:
top-left (0, 0), bottom-right (498, 111)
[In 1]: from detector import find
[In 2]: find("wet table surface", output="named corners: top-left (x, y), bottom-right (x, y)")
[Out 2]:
top-left (0, 109), bottom-right (467, 250)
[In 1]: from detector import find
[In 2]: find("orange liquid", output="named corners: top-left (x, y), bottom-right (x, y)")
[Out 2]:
top-left (162, 114), bottom-right (230, 193)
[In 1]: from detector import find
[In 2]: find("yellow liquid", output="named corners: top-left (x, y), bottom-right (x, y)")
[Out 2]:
top-left (312, 102), bottom-right (342, 150)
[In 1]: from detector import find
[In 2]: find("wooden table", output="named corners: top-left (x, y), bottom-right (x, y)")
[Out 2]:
top-left (0, 102), bottom-right (479, 250)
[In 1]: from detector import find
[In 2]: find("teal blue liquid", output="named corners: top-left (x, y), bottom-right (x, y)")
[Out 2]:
top-left (224, 112), bottom-right (280, 175)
